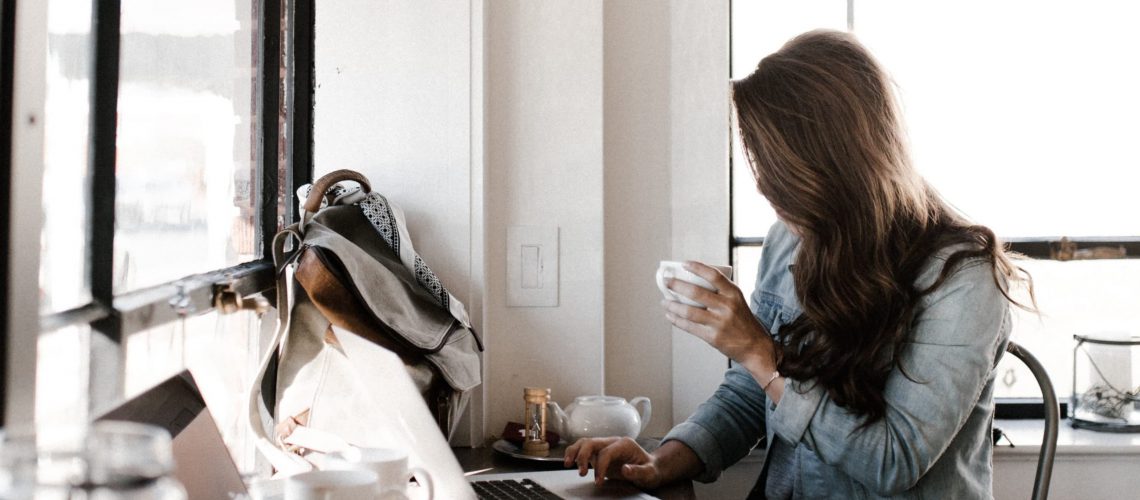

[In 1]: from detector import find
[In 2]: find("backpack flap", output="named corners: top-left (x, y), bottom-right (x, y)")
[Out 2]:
top-left (301, 206), bottom-right (481, 393)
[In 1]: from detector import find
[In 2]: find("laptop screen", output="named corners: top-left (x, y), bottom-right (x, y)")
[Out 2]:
top-left (96, 370), bottom-right (249, 499)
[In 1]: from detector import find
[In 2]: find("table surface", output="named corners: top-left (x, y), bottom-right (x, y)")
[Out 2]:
top-left (454, 443), bottom-right (696, 500)
top-left (993, 418), bottom-right (1140, 455)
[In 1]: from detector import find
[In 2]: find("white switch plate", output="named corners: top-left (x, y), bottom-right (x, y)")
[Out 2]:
top-left (507, 225), bottom-right (558, 307)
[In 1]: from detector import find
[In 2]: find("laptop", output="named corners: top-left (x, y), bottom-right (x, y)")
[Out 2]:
top-left (96, 370), bottom-right (250, 500)
top-left (97, 331), bottom-right (656, 499)
top-left (328, 326), bottom-right (658, 499)
top-left (469, 470), bottom-right (659, 499)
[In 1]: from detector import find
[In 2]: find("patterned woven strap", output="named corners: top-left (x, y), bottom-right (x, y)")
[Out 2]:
top-left (297, 182), bottom-right (472, 329)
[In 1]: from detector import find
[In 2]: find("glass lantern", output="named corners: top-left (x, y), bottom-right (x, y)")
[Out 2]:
top-left (1071, 333), bottom-right (1140, 432)
top-left (0, 421), bottom-right (187, 499)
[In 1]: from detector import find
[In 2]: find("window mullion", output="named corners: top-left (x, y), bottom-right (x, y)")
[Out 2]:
top-left (85, 0), bottom-right (123, 416)
top-left (39, 259), bottom-right (275, 337)
top-left (289, 0), bottom-right (316, 222)
top-left (87, 0), bottom-right (120, 328)
top-left (847, 0), bottom-right (854, 32)
top-left (732, 236), bottom-right (765, 247)
top-left (114, 260), bottom-right (274, 338)
top-left (260, 0), bottom-right (282, 257)
top-left (0, 0), bottom-right (16, 427)
top-left (1006, 237), bottom-right (1140, 260)
top-left (40, 302), bottom-right (111, 334)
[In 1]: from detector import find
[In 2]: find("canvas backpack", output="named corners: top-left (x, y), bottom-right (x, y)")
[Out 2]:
top-left (246, 169), bottom-right (482, 472)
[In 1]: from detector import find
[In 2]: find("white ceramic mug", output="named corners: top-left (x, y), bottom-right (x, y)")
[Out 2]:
top-left (285, 470), bottom-right (379, 500)
top-left (324, 447), bottom-right (434, 500)
top-left (656, 261), bottom-right (732, 307)
top-left (248, 476), bottom-right (286, 500)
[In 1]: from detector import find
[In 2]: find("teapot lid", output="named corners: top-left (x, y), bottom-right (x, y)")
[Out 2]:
top-left (573, 395), bottom-right (626, 405)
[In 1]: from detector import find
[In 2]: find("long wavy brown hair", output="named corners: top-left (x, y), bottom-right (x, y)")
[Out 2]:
top-left (733, 30), bottom-right (1033, 423)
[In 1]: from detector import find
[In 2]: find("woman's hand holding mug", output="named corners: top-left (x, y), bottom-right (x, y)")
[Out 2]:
top-left (659, 261), bottom-right (781, 400)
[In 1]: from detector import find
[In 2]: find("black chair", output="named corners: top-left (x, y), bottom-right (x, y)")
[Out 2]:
top-left (1003, 340), bottom-right (1058, 500)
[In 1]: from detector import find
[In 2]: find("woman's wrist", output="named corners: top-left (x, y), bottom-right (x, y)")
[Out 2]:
top-left (759, 370), bottom-right (781, 390)
top-left (650, 440), bottom-right (704, 483)
top-left (738, 339), bottom-right (778, 384)
top-left (736, 336), bottom-right (784, 403)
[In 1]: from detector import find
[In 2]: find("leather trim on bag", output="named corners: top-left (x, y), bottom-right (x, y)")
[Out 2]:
top-left (305, 246), bottom-right (460, 354)
top-left (296, 249), bottom-right (426, 363)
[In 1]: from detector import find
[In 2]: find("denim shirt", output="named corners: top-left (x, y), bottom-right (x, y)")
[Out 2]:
top-left (663, 221), bottom-right (1011, 499)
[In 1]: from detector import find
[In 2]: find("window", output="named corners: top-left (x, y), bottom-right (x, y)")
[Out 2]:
top-left (28, 0), bottom-right (315, 473)
top-left (730, 1), bottom-right (1140, 408)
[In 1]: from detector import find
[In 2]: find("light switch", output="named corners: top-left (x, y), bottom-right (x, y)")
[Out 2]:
top-left (507, 226), bottom-right (558, 307)
top-left (521, 245), bottom-right (542, 289)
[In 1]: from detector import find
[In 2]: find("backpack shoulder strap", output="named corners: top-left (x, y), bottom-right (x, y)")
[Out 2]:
top-left (244, 227), bottom-right (313, 475)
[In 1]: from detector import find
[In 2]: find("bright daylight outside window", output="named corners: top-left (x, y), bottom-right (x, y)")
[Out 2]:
top-left (37, 0), bottom-right (279, 472)
top-left (730, 0), bottom-right (1140, 401)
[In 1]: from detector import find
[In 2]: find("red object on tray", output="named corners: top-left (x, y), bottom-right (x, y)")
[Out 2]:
top-left (501, 421), bottom-right (560, 446)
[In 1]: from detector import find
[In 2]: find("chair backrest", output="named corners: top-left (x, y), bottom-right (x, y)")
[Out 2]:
top-left (1004, 340), bottom-right (1058, 500)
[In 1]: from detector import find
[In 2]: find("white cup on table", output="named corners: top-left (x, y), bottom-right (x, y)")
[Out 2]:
top-left (285, 469), bottom-right (378, 500)
top-left (656, 260), bottom-right (733, 308)
top-left (324, 447), bottom-right (435, 500)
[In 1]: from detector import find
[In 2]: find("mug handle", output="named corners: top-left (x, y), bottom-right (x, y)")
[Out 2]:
top-left (629, 397), bottom-right (652, 435)
top-left (410, 467), bottom-right (434, 500)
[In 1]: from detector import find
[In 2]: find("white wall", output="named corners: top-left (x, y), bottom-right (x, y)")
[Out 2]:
top-left (483, 0), bottom-right (729, 438)
top-left (667, 0), bottom-right (731, 424)
top-left (602, 1), bottom-right (676, 438)
top-left (601, 0), bottom-right (732, 436)
top-left (313, 0), bottom-right (480, 443)
top-left (314, 0), bottom-right (473, 302)
top-left (315, 0), bottom-right (729, 444)
top-left (484, 0), bottom-right (608, 437)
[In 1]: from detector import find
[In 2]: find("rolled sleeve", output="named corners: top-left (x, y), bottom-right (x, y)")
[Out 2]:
top-left (663, 364), bottom-right (769, 483)
top-left (662, 422), bottom-right (726, 483)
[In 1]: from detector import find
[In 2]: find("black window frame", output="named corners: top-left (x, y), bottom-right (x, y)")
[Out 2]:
top-left (726, 0), bottom-right (1139, 420)
top-left (0, 0), bottom-right (17, 428)
top-left (28, 0), bottom-right (316, 418)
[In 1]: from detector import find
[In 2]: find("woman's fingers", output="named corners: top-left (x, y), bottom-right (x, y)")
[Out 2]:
top-left (564, 437), bottom-right (618, 476)
top-left (665, 278), bottom-right (721, 309)
top-left (563, 437), bottom-right (656, 486)
top-left (593, 443), bottom-right (620, 486)
top-left (662, 271), bottom-right (770, 363)
top-left (572, 439), bottom-right (600, 476)
top-left (593, 437), bottom-right (634, 486)
top-left (563, 440), bottom-right (581, 468)
top-left (683, 261), bottom-right (733, 295)
top-left (588, 438), bottom-right (651, 486)
top-left (661, 299), bottom-right (712, 324)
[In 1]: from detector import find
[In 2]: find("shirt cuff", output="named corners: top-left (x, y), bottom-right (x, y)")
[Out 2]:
top-left (769, 377), bottom-right (824, 445)
top-left (662, 421), bottom-right (724, 483)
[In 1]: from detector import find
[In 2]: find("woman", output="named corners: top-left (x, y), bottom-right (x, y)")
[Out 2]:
top-left (564, 30), bottom-right (1031, 499)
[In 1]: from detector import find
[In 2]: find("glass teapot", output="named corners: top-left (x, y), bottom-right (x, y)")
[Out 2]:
top-left (546, 396), bottom-right (651, 442)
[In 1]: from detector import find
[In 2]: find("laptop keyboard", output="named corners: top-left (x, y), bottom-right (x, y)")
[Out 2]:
top-left (472, 478), bottom-right (563, 499)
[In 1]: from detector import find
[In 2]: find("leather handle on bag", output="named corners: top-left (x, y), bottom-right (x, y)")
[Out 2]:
top-left (303, 169), bottom-right (372, 213)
